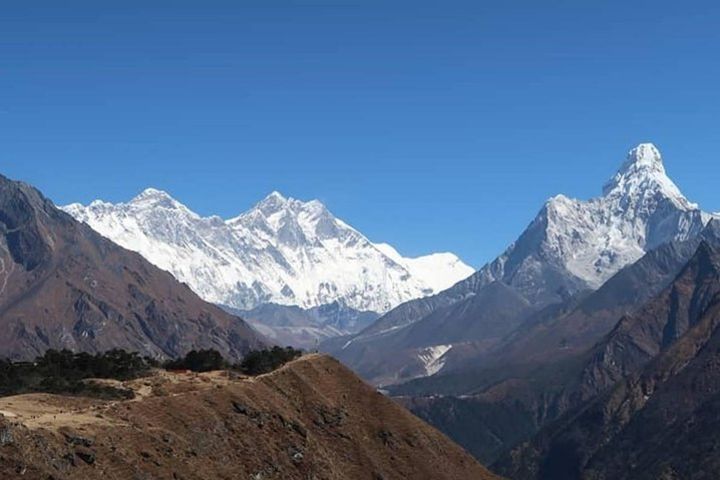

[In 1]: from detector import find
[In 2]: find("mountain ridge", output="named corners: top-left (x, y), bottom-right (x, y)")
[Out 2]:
top-left (497, 241), bottom-right (720, 480)
top-left (0, 173), bottom-right (265, 360)
top-left (0, 354), bottom-right (499, 480)
top-left (328, 143), bottom-right (715, 385)
top-left (63, 190), bottom-right (473, 317)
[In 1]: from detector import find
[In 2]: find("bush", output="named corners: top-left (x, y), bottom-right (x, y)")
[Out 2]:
top-left (236, 346), bottom-right (303, 376)
top-left (164, 349), bottom-right (227, 372)
top-left (161, 346), bottom-right (303, 376)
top-left (0, 349), bottom-right (155, 399)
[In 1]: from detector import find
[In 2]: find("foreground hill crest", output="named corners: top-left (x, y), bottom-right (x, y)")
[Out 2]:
top-left (0, 355), bottom-right (499, 480)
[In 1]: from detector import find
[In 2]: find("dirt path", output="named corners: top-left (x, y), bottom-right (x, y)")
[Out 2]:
top-left (0, 369), bottom-right (242, 432)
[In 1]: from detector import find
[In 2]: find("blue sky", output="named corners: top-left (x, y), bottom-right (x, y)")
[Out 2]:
top-left (2, 1), bottom-right (719, 267)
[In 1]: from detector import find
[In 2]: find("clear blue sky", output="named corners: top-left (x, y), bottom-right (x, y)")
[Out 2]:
top-left (2, 1), bottom-right (719, 267)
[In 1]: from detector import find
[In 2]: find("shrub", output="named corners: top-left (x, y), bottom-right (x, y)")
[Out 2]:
top-left (236, 346), bottom-right (303, 376)
top-left (164, 349), bottom-right (227, 372)
top-left (0, 349), bottom-right (155, 399)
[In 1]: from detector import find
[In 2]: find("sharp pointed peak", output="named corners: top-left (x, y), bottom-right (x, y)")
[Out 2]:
top-left (132, 187), bottom-right (174, 201)
top-left (263, 190), bottom-right (287, 202)
top-left (128, 187), bottom-right (188, 210)
top-left (253, 190), bottom-right (291, 214)
top-left (615, 142), bottom-right (665, 176)
top-left (252, 191), bottom-right (330, 215)
top-left (601, 142), bottom-right (695, 209)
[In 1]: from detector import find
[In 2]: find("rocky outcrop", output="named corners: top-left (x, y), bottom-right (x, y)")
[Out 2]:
top-left (496, 242), bottom-right (720, 479)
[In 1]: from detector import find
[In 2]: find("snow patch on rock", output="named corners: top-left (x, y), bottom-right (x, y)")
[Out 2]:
top-left (418, 344), bottom-right (453, 376)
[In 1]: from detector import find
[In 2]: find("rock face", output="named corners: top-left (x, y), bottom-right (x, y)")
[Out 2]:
top-left (486, 143), bottom-right (705, 300)
top-left (576, 238), bottom-right (720, 401)
top-left (63, 190), bottom-right (473, 314)
top-left (467, 219), bottom-right (720, 371)
top-left (328, 143), bottom-right (713, 385)
top-left (0, 355), bottom-right (499, 480)
top-left (387, 223), bottom-right (720, 468)
top-left (0, 174), bottom-right (265, 361)
top-left (498, 242), bottom-right (720, 480)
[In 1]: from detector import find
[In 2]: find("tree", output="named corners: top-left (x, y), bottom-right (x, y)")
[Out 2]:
top-left (237, 346), bottom-right (302, 376)
top-left (164, 349), bottom-right (227, 372)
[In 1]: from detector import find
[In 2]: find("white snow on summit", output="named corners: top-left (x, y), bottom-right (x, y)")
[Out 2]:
top-left (373, 243), bottom-right (473, 292)
top-left (482, 142), bottom-right (710, 293)
top-left (63, 190), bottom-right (473, 314)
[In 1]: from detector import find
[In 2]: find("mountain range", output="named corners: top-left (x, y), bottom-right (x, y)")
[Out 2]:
top-left (5, 140), bottom-right (720, 479)
top-left (328, 143), bottom-right (720, 479)
top-left (496, 240), bottom-right (720, 480)
top-left (0, 175), bottom-right (265, 361)
top-left (0, 171), bottom-right (500, 479)
top-left (327, 143), bottom-right (717, 385)
top-left (63, 190), bottom-right (472, 346)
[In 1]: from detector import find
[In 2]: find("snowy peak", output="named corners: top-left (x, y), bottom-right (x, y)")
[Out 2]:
top-left (373, 243), bottom-right (474, 293)
top-left (229, 192), bottom-right (355, 246)
top-left (62, 190), bottom-right (474, 314)
top-left (132, 187), bottom-right (174, 201)
top-left (252, 190), bottom-right (290, 215)
top-left (129, 188), bottom-right (187, 209)
top-left (602, 143), bottom-right (694, 209)
top-left (477, 142), bottom-right (710, 303)
top-left (623, 142), bottom-right (664, 172)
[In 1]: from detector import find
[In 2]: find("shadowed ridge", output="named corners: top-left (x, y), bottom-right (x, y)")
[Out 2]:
top-left (0, 172), bottom-right (266, 360)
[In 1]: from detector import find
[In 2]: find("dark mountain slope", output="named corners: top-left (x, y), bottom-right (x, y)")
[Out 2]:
top-left (0, 174), bottom-right (265, 360)
top-left (331, 281), bottom-right (534, 386)
top-left (576, 239), bottom-right (720, 398)
top-left (390, 226), bottom-right (720, 466)
top-left (497, 242), bottom-right (720, 480)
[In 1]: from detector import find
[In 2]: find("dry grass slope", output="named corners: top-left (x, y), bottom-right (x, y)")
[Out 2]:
top-left (0, 354), bottom-right (499, 480)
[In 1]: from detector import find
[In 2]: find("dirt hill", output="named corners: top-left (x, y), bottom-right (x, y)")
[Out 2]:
top-left (0, 354), bottom-right (499, 480)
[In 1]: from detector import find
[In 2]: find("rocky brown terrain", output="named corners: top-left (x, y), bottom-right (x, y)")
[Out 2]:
top-left (0, 354), bottom-right (498, 480)
top-left (496, 241), bottom-right (720, 479)
top-left (384, 226), bottom-right (720, 474)
top-left (0, 174), bottom-right (265, 360)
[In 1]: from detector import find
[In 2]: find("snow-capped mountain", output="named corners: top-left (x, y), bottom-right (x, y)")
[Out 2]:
top-left (475, 142), bottom-right (710, 304)
top-left (62, 191), bottom-right (473, 315)
top-left (373, 243), bottom-right (472, 293)
top-left (328, 142), bottom-right (716, 385)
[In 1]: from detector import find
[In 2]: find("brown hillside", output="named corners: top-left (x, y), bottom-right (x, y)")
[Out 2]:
top-left (0, 354), bottom-right (499, 480)
top-left (0, 174), bottom-right (265, 360)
